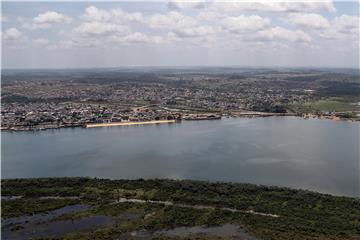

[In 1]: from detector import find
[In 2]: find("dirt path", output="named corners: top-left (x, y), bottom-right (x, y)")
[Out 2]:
top-left (115, 198), bottom-right (280, 218)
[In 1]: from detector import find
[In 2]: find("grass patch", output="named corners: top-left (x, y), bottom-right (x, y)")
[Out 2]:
top-left (1, 198), bottom-right (80, 218)
top-left (288, 97), bottom-right (360, 113)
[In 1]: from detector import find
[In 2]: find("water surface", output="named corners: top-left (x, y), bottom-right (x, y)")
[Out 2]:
top-left (1, 204), bottom-right (113, 240)
top-left (2, 117), bottom-right (359, 197)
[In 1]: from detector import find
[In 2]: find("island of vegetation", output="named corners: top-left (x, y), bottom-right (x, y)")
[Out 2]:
top-left (2, 177), bottom-right (359, 240)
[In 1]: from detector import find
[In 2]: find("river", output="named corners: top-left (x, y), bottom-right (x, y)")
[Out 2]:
top-left (1, 117), bottom-right (359, 197)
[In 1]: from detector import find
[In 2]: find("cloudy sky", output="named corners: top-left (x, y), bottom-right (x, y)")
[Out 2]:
top-left (1, 1), bottom-right (359, 69)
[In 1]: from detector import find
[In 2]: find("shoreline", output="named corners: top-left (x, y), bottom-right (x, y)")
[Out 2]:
top-left (1, 114), bottom-right (358, 132)
top-left (2, 177), bottom-right (357, 199)
top-left (85, 119), bottom-right (176, 128)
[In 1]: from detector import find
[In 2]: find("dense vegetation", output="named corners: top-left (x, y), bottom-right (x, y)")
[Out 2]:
top-left (2, 178), bottom-right (360, 239)
top-left (2, 198), bottom-right (79, 218)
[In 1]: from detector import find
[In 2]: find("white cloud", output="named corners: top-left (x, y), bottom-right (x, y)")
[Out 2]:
top-left (75, 6), bottom-right (139, 42)
top-left (74, 22), bottom-right (130, 36)
top-left (82, 6), bottom-right (143, 23)
top-left (3, 1), bottom-right (359, 68)
top-left (65, 6), bottom-right (171, 47)
top-left (2, 28), bottom-right (23, 40)
top-left (146, 11), bottom-right (215, 38)
top-left (82, 6), bottom-right (109, 22)
top-left (168, 0), bottom-right (206, 10)
top-left (34, 38), bottom-right (50, 45)
top-left (333, 15), bottom-right (359, 34)
top-left (252, 27), bottom-right (312, 43)
top-left (288, 13), bottom-right (330, 29)
top-left (286, 13), bottom-right (358, 43)
top-left (33, 11), bottom-right (72, 24)
top-left (173, 25), bottom-right (216, 38)
top-left (110, 32), bottom-right (165, 44)
top-left (197, 11), bottom-right (224, 21)
top-left (221, 15), bottom-right (271, 33)
top-left (22, 11), bottom-right (72, 30)
top-left (317, 14), bottom-right (359, 40)
top-left (147, 11), bottom-right (189, 29)
top-left (122, 32), bottom-right (149, 43)
top-left (211, 0), bottom-right (336, 13)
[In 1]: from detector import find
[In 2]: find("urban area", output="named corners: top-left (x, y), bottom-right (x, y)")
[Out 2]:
top-left (1, 67), bottom-right (359, 131)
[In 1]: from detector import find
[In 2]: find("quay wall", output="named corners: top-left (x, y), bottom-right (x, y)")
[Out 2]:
top-left (85, 120), bottom-right (176, 128)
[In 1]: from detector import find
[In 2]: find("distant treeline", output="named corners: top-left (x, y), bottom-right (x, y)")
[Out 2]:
top-left (1, 95), bottom-right (75, 103)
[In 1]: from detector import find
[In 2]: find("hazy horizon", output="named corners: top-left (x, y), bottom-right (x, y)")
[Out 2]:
top-left (2, 65), bottom-right (359, 71)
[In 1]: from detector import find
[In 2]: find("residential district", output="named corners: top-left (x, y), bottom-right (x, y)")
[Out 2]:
top-left (1, 67), bottom-right (359, 131)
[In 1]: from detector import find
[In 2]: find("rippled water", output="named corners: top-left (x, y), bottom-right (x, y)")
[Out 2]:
top-left (2, 117), bottom-right (359, 197)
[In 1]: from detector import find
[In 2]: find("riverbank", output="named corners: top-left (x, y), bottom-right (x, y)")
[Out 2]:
top-left (2, 178), bottom-right (359, 240)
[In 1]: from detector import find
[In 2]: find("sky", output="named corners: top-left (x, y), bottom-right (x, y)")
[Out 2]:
top-left (1, 1), bottom-right (359, 69)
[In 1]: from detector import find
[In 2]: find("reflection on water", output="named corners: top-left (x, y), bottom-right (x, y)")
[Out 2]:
top-left (2, 117), bottom-right (359, 197)
top-left (1, 204), bottom-right (115, 240)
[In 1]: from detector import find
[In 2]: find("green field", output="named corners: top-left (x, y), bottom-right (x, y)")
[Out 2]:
top-left (288, 98), bottom-right (360, 113)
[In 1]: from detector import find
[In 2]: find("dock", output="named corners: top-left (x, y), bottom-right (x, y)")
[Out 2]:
top-left (85, 120), bottom-right (176, 128)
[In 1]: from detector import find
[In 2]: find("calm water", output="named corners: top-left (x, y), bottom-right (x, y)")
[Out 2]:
top-left (1, 117), bottom-right (359, 197)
